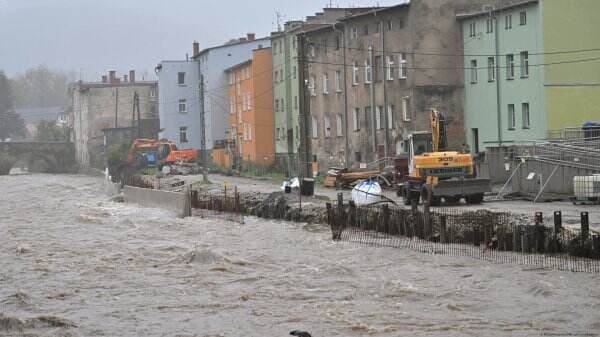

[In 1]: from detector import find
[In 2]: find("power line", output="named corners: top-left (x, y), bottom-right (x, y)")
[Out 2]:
top-left (307, 41), bottom-right (600, 58)
top-left (304, 54), bottom-right (600, 71)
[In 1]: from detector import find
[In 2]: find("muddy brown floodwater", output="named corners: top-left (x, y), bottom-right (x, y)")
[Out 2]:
top-left (1, 174), bottom-right (600, 337)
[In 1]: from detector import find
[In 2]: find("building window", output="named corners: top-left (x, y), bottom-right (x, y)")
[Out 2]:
top-left (508, 104), bottom-right (516, 130)
top-left (352, 62), bottom-right (359, 85)
top-left (402, 97), bottom-right (411, 122)
top-left (374, 55), bottom-right (382, 82)
top-left (387, 105), bottom-right (394, 129)
top-left (399, 53), bottom-right (407, 79)
top-left (179, 127), bottom-right (188, 143)
top-left (310, 45), bottom-right (316, 58)
top-left (230, 101), bottom-right (235, 114)
top-left (386, 56), bottom-right (394, 81)
top-left (365, 58), bottom-right (372, 84)
top-left (355, 152), bottom-right (362, 163)
top-left (309, 76), bottom-right (316, 96)
top-left (248, 93), bottom-right (253, 110)
top-left (324, 115), bottom-right (332, 138)
top-left (178, 72), bottom-right (185, 85)
top-left (150, 87), bottom-right (157, 97)
top-left (294, 96), bottom-right (298, 109)
top-left (506, 54), bottom-right (515, 79)
top-left (273, 42), bottom-right (277, 54)
top-left (336, 114), bottom-right (343, 137)
top-left (505, 14), bottom-right (512, 30)
top-left (279, 41), bottom-right (283, 54)
top-left (486, 18), bottom-right (494, 33)
top-left (520, 51), bottom-right (529, 78)
top-left (375, 21), bottom-right (381, 34)
top-left (520, 11), bottom-right (527, 25)
top-left (293, 66), bottom-right (297, 79)
top-left (469, 22), bottom-right (476, 37)
top-left (470, 59), bottom-right (478, 84)
top-left (275, 127), bottom-right (280, 140)
top-left (376, 106), bottom-right (383, 129)
top-left (488, 57), bottom-right (495, 82)
top-left (363, 24), bottom-right (369, 36)
top-left (280, 70), bottom-right (284, 82)
top-left (364, 107), bottom-right (371, 130)
top-left (522, 103), bottom-right (530, 129)
top-left (311, 115), bottom-right (318, 138)
top-left (229, 73), bottom-right (235, 85)
top-left (350, 26), bottom-right (358, 39)
top-left (292, 38), bottom-right (296, 50)
top-left (398, 19), bottom-right (405, 29)
top-left (335, 35), bottom-right (340, 50)
top-left (275, 99), bottom-right (279, 112)
top-left (352, 108), bottom-right (360, 131)
top-left (178, 99), bottom-right (187, 113)
top-left (323, 73), bottom-right (329, 95)
top-left (387, 20), bottom-right (393, 31)
top-left (335, 70), bottom-right (342, 92)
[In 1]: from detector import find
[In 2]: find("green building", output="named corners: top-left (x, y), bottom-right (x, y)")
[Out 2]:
top-left (271, 22), bottom-right (303, 176)
top-left (459, 0), bottom-right (600, 152)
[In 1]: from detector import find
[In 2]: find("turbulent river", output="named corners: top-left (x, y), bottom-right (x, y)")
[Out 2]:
top-left (1, 174), bottom-right (599, 337)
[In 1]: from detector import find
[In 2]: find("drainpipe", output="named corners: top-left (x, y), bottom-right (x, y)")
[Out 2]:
top-left (332, 23), bottom-right (350, 168)
top-left (381, 21), bottom-right (389, 162)
top-left (494, 12), bottom-right (503, 147)
top-left (369, 45), bottom-right (377, 159)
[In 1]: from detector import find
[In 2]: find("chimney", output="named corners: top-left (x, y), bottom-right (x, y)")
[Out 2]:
top-left (109, 70), bottom-right (116, 83)
top-left (129, 70), bottom-right (135, 83)
top-left (247, 33), bottom-right (255, 41)
top-left (193, 41), bottom-right (200, 56)
top-left (101, 75), bottom-right (108, 83)
top-left (123, 74), bottom-right (128, 82)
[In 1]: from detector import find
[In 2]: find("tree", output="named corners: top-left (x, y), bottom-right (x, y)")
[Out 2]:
top-left (34, 120), bottom-right (67, 142)
top-left (0, 70), bottom-right (26, 140)
top-left (11, 65), bottom-right (74, 109)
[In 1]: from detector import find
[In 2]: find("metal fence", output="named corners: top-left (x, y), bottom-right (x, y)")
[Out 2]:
top-left (327, 196), bottom-right (600, 273)
top-left (190, 186), bottom-right (245, 224)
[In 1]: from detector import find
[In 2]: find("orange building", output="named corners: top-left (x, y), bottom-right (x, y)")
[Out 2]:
top-left (225, 47), bottom-right (274, 168)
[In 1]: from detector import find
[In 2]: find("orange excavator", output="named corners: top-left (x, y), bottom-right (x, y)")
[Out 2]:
top-left (125, 139), bottom-right (199, 173)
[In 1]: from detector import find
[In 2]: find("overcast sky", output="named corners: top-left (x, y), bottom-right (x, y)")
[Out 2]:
top-left (0, 0), bottom-right (401, 81)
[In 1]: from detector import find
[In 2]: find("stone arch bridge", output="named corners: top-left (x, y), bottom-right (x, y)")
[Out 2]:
top-left (0, 142), bottom-right (77, 175)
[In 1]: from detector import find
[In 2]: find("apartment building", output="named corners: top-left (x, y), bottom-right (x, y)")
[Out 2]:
top-left (306, 0), bottom-right (501, 172)
top-left (225, 47), bottom-right (275, 167)
top-left (459, 0), bottom-right (600, 151)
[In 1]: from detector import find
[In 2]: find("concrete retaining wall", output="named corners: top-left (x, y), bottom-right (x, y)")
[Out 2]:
top-left (104, 181), bottom-right (121, 197)
top-left (123, 186), bottom-right (191, 217)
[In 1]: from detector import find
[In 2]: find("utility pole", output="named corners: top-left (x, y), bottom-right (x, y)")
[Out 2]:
top-left (369, 45), bottom-right (377, 158)
top-left (199, 74), bottom-right (208, 183)
top-left (114, 87), bottom-right (119, 128)
top-left (381, 21), bottom-right (389, 161)
top-left (136, 92), bottom-right (141, 138)
top-left (297, 33), bottom-right (312, 179)
top-left (494, 11), bottom-right (503, 147)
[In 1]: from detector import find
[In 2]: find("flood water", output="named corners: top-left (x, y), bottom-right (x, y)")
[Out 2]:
top-left (1, 174), bottom-right (599, 337)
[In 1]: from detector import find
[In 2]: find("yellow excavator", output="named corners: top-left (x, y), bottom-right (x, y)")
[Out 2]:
top-left (397, 110), bottom-right (490, 206)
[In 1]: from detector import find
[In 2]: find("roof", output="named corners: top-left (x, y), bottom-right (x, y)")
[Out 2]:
top-left (192, 36), bottom-right (270, 59)
top-left (15, 106), bottom-right (66, 123)
top-left (456, 0), bottom-right (538, 20)
top-left (76, 81), bottom-right (157, 90)
top-left (339, 2), bottom-right (409, 22)
top-left (224, 59), bottom-right (253, 73)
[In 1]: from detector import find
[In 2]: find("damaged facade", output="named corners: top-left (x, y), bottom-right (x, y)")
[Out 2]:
top-left (305, 0), bottom-right (513, 172)
top-left (71, 71), bottom-right (158, 168)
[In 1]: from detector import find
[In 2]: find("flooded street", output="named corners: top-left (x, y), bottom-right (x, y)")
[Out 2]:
top-left (1, 174), bottom-right (600, 337)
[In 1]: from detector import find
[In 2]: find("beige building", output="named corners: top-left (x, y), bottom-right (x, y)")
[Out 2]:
top-left (71, 70), bottom-right (158, 168)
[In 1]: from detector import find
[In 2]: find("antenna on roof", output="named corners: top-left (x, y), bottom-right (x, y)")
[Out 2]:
top-left (276, 11), bottom-right (282, 32)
